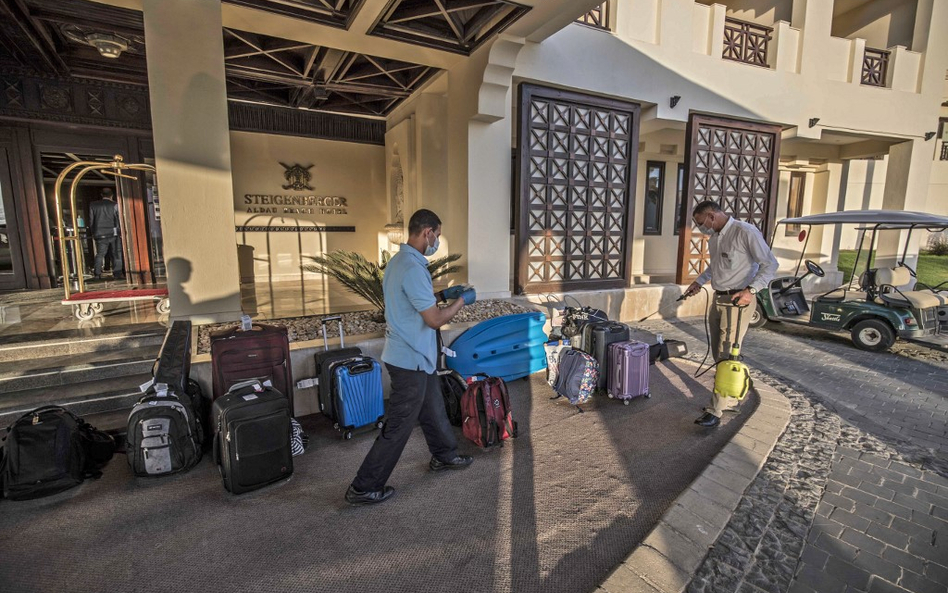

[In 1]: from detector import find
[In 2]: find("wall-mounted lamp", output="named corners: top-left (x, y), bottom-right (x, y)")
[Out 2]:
top-left (670, 95), bottom-right (681, 109)
top-left (808, 118), bottom-right (820, 128)
top-left (384, 223), bottom-right (404, 245)
top-left (924, 131), bottom-right (936, 141)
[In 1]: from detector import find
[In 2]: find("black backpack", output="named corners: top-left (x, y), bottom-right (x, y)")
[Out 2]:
top-left (1, 406), bottom-right (116, 501)
top-left (126, 381), bottom-right (204, 477)
top-left (436, 329), bottom-right (465, 427)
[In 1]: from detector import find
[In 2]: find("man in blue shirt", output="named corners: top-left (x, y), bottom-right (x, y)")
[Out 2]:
top-left (346, 209), bottom-right (475, 506)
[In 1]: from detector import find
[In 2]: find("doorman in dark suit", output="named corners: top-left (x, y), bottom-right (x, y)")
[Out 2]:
top-left (88, 187), bottom-right (124, 280)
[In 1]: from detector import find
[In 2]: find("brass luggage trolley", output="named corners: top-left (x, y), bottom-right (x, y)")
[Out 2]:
top-left (54, 155), bottom-right (170, 320)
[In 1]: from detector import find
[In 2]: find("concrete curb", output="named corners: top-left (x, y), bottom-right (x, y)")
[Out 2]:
top-left (597, 371), bottom-right (793, 593)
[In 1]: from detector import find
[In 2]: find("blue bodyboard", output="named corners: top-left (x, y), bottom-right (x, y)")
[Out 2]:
top-left (446, 312), bottom-right (548, 382)
top-left (333, 358), bottom-right (385, 431)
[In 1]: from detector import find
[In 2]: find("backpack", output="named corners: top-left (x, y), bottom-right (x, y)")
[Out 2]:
top-left (126, 381), bottom-right (204, 477)
top-left (1, 406), bottom-right (115, 501)
top-left (561, 306), bottom-right (608, 342)
top-left (439, 370), bottom-right (467, 427)
top-left (461, 376), bottom-right (517, 448)
top-left (552, 349), bottom-right (599, 409)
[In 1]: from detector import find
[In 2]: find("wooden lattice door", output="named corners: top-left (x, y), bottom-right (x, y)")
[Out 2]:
top-left (676, 114), bottom-right (781, 284)
top-left (515, 85), bottom-right (639, 294)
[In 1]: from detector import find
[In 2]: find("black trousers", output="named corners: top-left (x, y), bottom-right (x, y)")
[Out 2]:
top-left (93, 235), bottom-right (124, 278)
top-left (352, 364), bottom-right (458, 492)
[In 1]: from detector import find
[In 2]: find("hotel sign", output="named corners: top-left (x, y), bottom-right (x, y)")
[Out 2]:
top-left (240, 162), bottom-right (349, 215)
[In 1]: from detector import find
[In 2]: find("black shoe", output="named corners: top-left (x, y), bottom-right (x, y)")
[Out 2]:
top-left (696, 413), bottom-right (720, 428)
top-left (345, 485), bottom-right (395, 506)
top-left (429, 455), bottom-right (474, 472)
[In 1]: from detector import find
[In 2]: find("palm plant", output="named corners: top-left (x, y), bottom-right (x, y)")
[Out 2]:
top-left (302, 250), bottom-right (463, 316)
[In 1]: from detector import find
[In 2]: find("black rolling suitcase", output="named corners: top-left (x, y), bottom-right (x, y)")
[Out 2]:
top-left (212, 380), bottom-right (293, 494)
top-left (314, 316), bottom-right (362, 418)
top-left (580, 321), bottom-right (631, 390)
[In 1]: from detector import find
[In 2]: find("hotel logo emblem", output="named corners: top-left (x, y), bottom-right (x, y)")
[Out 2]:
top-left (279, 162), bottom-right (314, 191)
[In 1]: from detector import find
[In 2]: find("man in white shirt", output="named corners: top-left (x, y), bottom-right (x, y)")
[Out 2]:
top-left (682, 200), bottom-right (778, 428)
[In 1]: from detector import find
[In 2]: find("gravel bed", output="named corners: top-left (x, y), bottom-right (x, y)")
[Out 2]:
top-left (196, 299), bottom-right (535, 354)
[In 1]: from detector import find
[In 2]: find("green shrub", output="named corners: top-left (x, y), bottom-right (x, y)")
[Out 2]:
top-left (925, 233), bottom-right (948, 256)
top-left (302, 250), bottom-right (463, 317)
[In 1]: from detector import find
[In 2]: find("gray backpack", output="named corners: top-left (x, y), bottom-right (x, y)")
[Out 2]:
top-left (126, 382), bottom-right (204, 477)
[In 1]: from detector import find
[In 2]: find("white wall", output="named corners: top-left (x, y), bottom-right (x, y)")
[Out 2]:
top-left (831, 0), bottom-right (918, 49)
top-left (229, 131), bottom-right (387, 282)
top-left (695, 0), bottom-right (793, 25)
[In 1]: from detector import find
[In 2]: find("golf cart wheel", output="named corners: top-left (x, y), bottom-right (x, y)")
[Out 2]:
top-left (749, 307), bottom-right (768, 329)
top-left (851, 319), bottom-right (895, 352)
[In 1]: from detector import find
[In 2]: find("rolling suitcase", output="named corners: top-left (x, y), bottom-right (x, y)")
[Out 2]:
top-left (580, 321), bottom-right (631, 390)
top-left (210, 322), bottom-right (294, 415)
top-left (212, 380), bottom-right (293, 494)
top-left (329, 357), bottom-right (385, 440)
top-left (315, 316), bottom-right (362, 419)
top-left (607, 340), bottom-right (651, 404)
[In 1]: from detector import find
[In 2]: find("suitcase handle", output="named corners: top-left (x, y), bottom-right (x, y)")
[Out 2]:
top-left (347, 361), bottom-right (374, 374)
top-left (226, 379), bottom-right (263, 394)
top-left (321, 316), bottom-right (346, 350)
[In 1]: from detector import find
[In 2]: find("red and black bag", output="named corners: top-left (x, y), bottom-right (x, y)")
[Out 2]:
top-left (461, 376), bottom-right (517, 448)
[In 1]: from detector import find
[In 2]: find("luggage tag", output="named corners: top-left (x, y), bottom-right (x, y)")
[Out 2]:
top-left (240, 314), bottom-right (253, 331)
top-left (441, 345), bottom-right (456, 358)
top-left (139, 377), bottom-right (155, 393)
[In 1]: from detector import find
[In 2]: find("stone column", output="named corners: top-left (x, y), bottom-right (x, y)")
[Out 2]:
top-left (142, 0), bottom-right (242, 323)
top-left (877, 138), bottom-right (934, 270)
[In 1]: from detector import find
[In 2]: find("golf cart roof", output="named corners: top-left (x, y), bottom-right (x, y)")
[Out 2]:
top-left (779, 210), bottom-right (948, 228)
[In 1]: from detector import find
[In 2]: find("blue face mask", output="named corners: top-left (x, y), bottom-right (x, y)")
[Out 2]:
top-left (424, 233), bottom-right (440, 256)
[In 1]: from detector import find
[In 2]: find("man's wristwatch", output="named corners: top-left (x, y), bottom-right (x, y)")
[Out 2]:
top-left (746, 286), bottom-right (758, 295)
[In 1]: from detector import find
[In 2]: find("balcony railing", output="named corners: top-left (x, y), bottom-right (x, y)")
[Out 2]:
top-left (722, 17), bottom-right (772, 68)
top-left (576, 2), bottom-right (609, 30)
top-left (941, 143), bottom-right (948, 161)
top-left (861, 47), bottom-right (890, 87)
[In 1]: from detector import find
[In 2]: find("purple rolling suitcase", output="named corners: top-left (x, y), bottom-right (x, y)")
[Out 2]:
top-left (607, 340), bottom-right (650, 404)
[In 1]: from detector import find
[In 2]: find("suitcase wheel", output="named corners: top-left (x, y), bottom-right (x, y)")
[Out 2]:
top-left (375, 420), bottom-right (384, 429)
top-left (645, 393), bottom-right (652, 399)
top-left (607, 393), bottom-right (614, 399)
top-left (344, 430), bottom-right (353, 440)
top-left (333, 422), bottom-right (339, 430)
top-left (624, 400), bottom-right (630, 406)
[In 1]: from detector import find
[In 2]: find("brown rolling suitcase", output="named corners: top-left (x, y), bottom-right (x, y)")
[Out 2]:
top-left (210, 323), bottom-right (294, 415)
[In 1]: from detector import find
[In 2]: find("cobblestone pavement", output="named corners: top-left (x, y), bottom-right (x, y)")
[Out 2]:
top-left (634, 317), bottom-right (948, 593)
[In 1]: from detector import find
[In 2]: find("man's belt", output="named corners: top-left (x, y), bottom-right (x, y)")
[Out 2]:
top-left (715, 289), bottom-right (743, 296)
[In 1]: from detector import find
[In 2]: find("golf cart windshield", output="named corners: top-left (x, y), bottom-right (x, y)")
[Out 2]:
top-left (773, 210), bottom-right (948, 286)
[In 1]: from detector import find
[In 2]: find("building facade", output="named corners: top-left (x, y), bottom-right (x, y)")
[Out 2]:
top-left (0, 0), bottom-right (945, 322)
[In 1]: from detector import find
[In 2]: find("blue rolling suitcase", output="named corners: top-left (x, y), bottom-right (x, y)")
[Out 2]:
top-left (329, 357), bottom-right (385, 440)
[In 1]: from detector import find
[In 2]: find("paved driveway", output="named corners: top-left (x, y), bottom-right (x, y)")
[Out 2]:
top-left (633, 317), bottom-right (948, 593)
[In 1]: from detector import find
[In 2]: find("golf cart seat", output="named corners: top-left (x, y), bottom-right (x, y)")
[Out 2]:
top-left (874, 267), bottom-right (945, 309)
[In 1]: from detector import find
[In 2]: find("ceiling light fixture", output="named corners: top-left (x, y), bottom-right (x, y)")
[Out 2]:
top-left (808, 117), bottom-right (820, 128)
top-left (86, 33), bottom-right (128, 59)
top-left (924, 131), bottom-right (936, 141)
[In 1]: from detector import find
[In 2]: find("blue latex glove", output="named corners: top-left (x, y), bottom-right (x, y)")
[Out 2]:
top-left (441, 285), bottom-right (466, 302)
top-left (461, 287), bottom-right (476, 306)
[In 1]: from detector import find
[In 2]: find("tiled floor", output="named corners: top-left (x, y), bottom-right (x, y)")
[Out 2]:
top-left (0, 277), bottom-right (373, 341)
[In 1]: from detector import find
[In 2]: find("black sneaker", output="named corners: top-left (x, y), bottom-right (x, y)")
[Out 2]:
top-left (345, 485), bottom-right (395, 506)
top-left (429, 455), bottom-right (474, 472)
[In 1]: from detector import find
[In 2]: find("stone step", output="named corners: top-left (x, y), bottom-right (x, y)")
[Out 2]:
top-left (0, 345), bottom-right (160, 392)
top-left (0, 372), bottom-right (154, 429)
top-left (0, 324), bottom-right (166, 363)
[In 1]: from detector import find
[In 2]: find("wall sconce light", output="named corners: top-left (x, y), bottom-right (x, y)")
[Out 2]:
top-left (670, 95), bottom-right (681, 109)
top-left (808, 118), bottom-right (820, 128)
top-left (924, 131), bottom-right (936, 141)
top-left (384, 223), bottom-right (404, 245)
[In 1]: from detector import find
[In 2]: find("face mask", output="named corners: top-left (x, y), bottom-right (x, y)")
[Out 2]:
top-left (696, 214), bottom-right (714, 235)
top-left (424, 232), bottom-right (440, 256)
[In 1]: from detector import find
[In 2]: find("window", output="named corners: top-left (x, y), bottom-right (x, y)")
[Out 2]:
top-left (644, 161), bottom-right (664, 235)
top-left (674, 163), bottom-right (684, 235)
top-left (785, 172), bottom-right (805, 236)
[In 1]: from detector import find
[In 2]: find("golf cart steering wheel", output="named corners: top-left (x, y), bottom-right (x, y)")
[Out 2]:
top-left (805, 260), bottom-right (825, 278)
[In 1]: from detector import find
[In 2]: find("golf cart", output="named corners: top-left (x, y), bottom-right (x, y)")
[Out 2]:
top-left (751, 210), bottom-right (948, 352)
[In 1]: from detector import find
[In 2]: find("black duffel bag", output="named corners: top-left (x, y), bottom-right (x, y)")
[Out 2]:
top-left (1, 406), bottom-right (115, 501)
